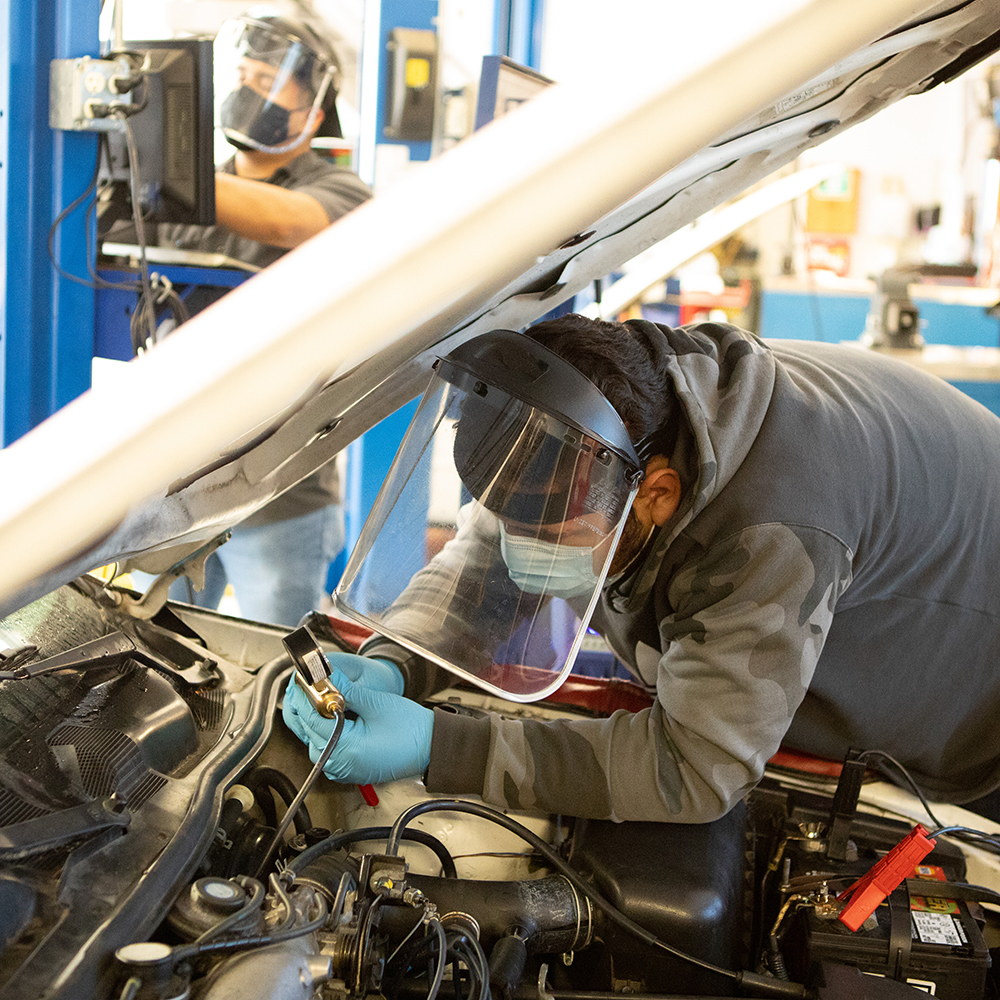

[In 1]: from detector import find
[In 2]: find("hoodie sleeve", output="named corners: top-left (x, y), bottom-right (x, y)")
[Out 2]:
top-left (427, 522), bottom-right (853, 822)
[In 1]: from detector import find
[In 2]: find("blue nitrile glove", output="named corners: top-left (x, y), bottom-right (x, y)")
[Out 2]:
top-left (280, 652), bottom-right (402, 751)
top-left (324, 652), bottom-right (404, 696)
top-left (282, 670), bottom-right (433, 785)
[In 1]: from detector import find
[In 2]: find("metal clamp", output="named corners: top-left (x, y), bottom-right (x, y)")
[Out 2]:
top-left (282, 626), bottom-right (346, 719)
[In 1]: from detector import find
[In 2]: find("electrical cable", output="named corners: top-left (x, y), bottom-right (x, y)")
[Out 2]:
top-left (384, 799), bottom-right (807, 998)
top-left (857, 750), bottom-right (945, 828)
top-left (458, 932), bottom-right (490, 1000)
top-left (930, 824), bottom-right (1000, 853)
top-left (387, 912), bottom-right (429, 965)
top-left (47, 136), bottom-right (106, 290)
top-left (353, 892), bottom-right (388, 995)
top-left (452, 951), bottom-right (465, 1000)
top-left (388, 919), bottom-right (489, 1000)
top-left (426, 918), bottom-right (448, 1000)
top-left (128, 273), bottom-right (190, 352)
top-left (52, 119), bottom-right (192, 345)
top-left (111, 109), bottom-right (157, 350)
top-left (858, 749), bottom-right (1000, 855)
top-left (285, 825), bottom-right (458, 879)
top-left (104, 52), bottom-right (150, 116)
top-left (451, 931), bottom-right (490, 1000)
top-left (84, 146), bottom-right (148, 293)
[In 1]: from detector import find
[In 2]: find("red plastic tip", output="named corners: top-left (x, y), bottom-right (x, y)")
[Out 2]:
top-left (837, 824), bottom-right (936, 932)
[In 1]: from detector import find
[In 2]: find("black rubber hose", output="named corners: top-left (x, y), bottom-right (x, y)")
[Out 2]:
top-left (244, 766), bottom-right (312, 835)
top-left (243, 773), bottom-right (277, 828)
top-left (488, 934), bottom-right (527, 1000)
top-left (286, 825), bottom-right (458, 879)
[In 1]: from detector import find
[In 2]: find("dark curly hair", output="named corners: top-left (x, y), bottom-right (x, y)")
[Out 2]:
top-left (525, 313), bottom-right (678, 459)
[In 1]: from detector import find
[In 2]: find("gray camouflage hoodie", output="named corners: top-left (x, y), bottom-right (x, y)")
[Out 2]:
top-left (378, 323), bottom-right (1000, 823)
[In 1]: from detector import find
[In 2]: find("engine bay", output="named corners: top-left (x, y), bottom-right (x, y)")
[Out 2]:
top-left (2, 576), bottom-right (999, 1000)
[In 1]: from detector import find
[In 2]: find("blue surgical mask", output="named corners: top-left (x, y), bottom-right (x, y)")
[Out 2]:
top-left (499, 525), bottom-right (601, 598)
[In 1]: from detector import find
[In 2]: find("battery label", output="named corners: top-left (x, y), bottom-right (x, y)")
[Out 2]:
top-left (911, 910), bottom-right (965, 946)
top-left (911, 895), bottom-right (959, 915)
top-left (910, 864), bottom-right (959, 914)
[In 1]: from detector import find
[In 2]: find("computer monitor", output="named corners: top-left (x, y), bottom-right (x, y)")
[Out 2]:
top-left (99, 38), bottom-right (216, 228)
top-left (474, 55), bottom-right (553, 131)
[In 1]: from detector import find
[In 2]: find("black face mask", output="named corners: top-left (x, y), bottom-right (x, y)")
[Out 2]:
top-left (220, 86), bottom-right (293, 149)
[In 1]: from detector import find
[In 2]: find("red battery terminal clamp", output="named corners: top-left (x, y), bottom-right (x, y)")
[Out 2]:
top-left (837, 824), bottom-right (937, 931)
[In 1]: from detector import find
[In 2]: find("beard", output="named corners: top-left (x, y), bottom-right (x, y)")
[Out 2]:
top-left (608, 509), bottom-right (652, 577)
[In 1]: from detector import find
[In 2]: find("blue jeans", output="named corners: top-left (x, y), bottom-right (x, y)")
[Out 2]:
top-left (165, 504), bottom-right (344, 627)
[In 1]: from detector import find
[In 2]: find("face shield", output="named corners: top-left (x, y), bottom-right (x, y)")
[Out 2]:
top-left (334, 331), bottom-right (643, 702)
top-left (214, 14), bottom-right (336, 154)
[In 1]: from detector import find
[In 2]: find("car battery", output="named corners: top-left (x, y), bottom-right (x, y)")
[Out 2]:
top-left (782, 837), bottom-right (990, 998)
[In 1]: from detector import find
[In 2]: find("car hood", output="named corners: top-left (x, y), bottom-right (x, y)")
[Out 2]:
top-left (0, 0), bottom-right (997, 617)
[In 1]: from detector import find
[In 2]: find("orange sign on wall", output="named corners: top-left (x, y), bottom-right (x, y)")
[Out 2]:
top-left (806, 167), bottom-right (860, 235)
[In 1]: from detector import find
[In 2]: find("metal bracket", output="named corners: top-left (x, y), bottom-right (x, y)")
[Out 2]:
top-left (118, 531), bottom-right (231, 620)
top-left (359, 853), bottom-right (409, 902)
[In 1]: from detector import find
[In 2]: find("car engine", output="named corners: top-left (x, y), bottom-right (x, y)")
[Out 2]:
top-left (1, 576), bottom-right (998, 1000)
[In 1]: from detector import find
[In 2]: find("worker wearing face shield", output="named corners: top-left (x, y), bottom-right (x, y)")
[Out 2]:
top-left (148, 8), bottom-right (371, 626)
top-left (198, 7), bottom-right (371, 256)
top-left (284, 314), bottom-right (1000, 824)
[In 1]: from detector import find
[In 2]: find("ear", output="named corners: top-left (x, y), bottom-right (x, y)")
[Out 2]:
top-left (632, 456), bottom-right (681, 527)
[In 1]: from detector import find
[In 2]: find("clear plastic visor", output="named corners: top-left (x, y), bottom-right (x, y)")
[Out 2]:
top-left (214, 19), bottom-right (332, 153)
top-left (334, 371), bottom-right (640, 702)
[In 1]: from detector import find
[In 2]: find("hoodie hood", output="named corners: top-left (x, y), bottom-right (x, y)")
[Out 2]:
top-left (610, 322), bottom-right (776, 608)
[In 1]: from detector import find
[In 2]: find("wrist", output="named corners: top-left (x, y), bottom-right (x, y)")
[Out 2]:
top-left (424, 706), bottom-right (490, 794)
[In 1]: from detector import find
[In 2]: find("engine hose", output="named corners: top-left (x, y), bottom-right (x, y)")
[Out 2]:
top-left (768, 939), bottom-right (790, 982)
top-left (388, 922), bottom-right (490, 1000)
top-left (269, 873), bottom-right (297, 931)
top-left (378, 873), bottom-right (590, 955)
top-left (244, 766), bottom-right (312, 835)
top-left (384, 800), bottom-right (808, 999)
top-left (488, 933), bottom-right (527, 1000)
top-left (286, 825), bottom-right (458, 879)
top-left (253, 712), bottom-right (344, 880)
